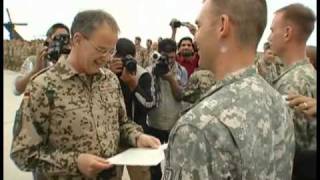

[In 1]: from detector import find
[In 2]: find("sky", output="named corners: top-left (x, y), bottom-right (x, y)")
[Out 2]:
top-left (3, 0), bottom-right (317, 51)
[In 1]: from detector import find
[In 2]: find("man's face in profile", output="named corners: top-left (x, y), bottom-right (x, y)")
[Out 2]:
top-left (195, 0), bottom-right (219, 69)
top-left (268, 13), bottom-right (287, 57)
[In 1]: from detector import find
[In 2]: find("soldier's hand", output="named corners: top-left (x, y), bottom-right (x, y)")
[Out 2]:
top-left (109, 58), bottom-right (123, 75)
top-left (136, 134), bottom-right (161, 148)
top-left (32, 47), bottom-right (48, 74)
top-left (287, 93), bottom-right (316, 120)
top-left (77, 153), bottom-right (113, 178)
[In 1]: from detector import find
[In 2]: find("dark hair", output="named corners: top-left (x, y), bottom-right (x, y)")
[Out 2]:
top-left (276, 3), bottom-right (316, 42)
top-left (115, 38), bottom-right (136, 57)
top-left (177, 36), bottom-right (195, 51)
top-left (71, 10), bottom-right (120, 38)
top-left (46, 23), bottom-right (70, 38)
top-left (158, 38), bottom-right (177, 53)
top-left (135, 36), bottom-right (141, 41)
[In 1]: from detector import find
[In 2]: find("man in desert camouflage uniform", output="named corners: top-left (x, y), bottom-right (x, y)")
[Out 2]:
top-left (268, 4), bottom-right (316, 180)
top-left (182, 70), bottom-right (215, 104)
top-left (163, 0), bottom-right (295, 179)
top-left (10, 10), bottom-right (160, 180)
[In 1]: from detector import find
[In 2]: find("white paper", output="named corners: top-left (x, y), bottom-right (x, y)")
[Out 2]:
top-left (107, 144), bottom-right (168, 166)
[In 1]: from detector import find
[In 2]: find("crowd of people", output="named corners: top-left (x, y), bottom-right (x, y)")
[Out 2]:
top-left (8, 0), bottom-right (316, 180)
top-left (3, 39), bottom-right (44, 71)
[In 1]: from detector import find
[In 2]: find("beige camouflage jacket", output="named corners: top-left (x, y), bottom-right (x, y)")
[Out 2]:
top-left (272, 59), bottom-right (317, 151)
top-left (164, 66), bottom-right (295, 180)
top-left (182, 70), bottom-right (215, 104)
top-left (10, 56), bottom-right (143, 179)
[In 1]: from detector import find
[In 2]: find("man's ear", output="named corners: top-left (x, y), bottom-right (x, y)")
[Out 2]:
top-left (72, 32), bottom-right (82, 46)
top-left (218, 14), bottom-right (231, 38)
top-left (284, 26), bottom-right (293, 42)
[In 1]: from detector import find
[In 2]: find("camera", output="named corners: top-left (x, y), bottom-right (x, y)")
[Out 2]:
top-left (152, 51), bottom-right (170, 76)
top-left (46, 34), bottom-right (71, 62)
top-left (169, 18), bottom-right (187, 28)
top-left (122, 55), bottom-right (137, 73)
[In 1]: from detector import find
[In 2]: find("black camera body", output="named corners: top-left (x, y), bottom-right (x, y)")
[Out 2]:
top-left (170, 18), bottom-right (187, 28)
top-left (122, 55), bottom-right (137, 73)
top-left (152, 51), bottom-right (170, 76)
top-left (46, 34), bottom-right (70, 62)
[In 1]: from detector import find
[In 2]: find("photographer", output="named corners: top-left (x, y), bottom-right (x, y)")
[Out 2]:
top-left (170, 19), bottom-right (199, 76)
top-left (13, 23), bottom-right (70, 95)
top-left (108, 38), bottom-right (155, 180)
top-left (146, 38), bottom-right (188, 180)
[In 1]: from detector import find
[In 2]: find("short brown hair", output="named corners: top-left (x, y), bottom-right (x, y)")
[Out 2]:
top-left (71, 10), bottom-right (120, 38)
top-left (210, 0), bottom-right (267, 48)
top-left (276, 3), bottom-right (316, 42)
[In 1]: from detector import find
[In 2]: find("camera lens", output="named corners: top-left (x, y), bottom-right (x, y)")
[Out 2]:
top-left (152, 53), bottom-right (159, 60)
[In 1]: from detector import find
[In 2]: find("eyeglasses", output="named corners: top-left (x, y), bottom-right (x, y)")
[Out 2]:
top-left (82, 34), bottom-right (117, 57)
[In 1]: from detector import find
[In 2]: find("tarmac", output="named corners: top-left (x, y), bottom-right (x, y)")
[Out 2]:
top-left (3, 70), bottom-right (130, 180)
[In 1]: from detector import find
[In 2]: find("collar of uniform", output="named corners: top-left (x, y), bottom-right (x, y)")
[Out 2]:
top-left (204, 66), bottom-right (256, 95)
top-left (223, 65), bottom-right (256, 83)
top-left (272, 59), bottom-right (309, 83)
top-left (282, 59), bottom-right (309, 72)
top-left (54, 55), bottom-right (78, 80)
top-left (56, 56), bottom-right (105, 81)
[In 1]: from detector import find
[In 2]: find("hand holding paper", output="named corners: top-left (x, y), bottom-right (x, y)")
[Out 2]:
top-left (136, 133), bottom-right (161, 148)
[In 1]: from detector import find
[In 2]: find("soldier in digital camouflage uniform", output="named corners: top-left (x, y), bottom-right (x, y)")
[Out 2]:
top-left (182, 70), bottom-right (215, 104)
top-left (163, 0), bottom-right (295, 179)
top-left (269, 3), bottom-right (317, 153)
top-left (268, 3), bottom-right (317, 180)
top-left (272, 60), bottom-right (316, 150)
top-left (10, 10), bottom-right (160, 180)
top-left (269, 3), bottom-right (317, 180)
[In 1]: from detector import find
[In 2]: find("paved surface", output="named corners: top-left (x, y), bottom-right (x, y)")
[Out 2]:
top-left (3, 70), bottom-right (130, 180)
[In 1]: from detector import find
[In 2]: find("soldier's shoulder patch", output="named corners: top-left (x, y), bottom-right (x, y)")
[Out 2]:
top-left (31, 66), bottom-right (51, 81)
